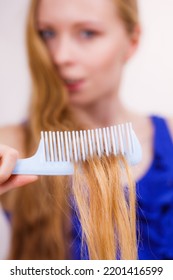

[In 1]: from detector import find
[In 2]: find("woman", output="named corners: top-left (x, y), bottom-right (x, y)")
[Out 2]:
top-left (0, 0), bottom-right (173, 259)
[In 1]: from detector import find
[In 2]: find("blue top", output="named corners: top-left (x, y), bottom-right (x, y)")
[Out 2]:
top-left (70, 116), bottom-right (173, 260)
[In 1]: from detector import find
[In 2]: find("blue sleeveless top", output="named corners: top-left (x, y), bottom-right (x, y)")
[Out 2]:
top-left (70, 116), bottom-right (173, 260)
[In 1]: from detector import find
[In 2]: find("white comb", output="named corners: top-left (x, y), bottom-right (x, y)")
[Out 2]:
top-left (12, 123), bottom-right (142, 175)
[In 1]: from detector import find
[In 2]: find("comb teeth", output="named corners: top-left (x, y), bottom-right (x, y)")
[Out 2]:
top-left (41, 123), bottom-right (136, 163)
top-left (12, 122), bottom-right (141, 175)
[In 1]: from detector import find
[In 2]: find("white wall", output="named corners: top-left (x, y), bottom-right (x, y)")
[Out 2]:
top-left (0, 0), bottom-right (173, 126)
top-left (0, 0), bottom-right (31, 126)
top-left (121, 0), bottom-right (173, 117)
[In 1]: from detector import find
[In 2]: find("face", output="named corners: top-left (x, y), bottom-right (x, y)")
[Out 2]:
top-left (37, 0), bottom-right (138, 108)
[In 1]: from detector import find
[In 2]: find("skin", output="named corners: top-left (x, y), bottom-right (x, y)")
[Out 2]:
top-left (0, 126), bottom-right (38, 196)
top-left (37, 0), bottom-right (139, 127)
top-left (0, 0), bottom-right (173, 194)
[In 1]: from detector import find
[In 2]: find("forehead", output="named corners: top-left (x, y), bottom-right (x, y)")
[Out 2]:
top-left (37, 0), bottom-right (118, 24)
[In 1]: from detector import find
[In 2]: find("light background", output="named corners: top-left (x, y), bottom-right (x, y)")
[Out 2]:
top-left (0, 0), bottom-right (173, 126)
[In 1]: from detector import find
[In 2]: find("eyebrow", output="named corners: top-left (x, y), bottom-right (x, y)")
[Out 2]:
top-left (37, 20), bottom-right (105, 29)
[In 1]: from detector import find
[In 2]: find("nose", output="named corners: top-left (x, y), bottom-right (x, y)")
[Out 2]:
top-left (52, 36), bottom-right (75, 66)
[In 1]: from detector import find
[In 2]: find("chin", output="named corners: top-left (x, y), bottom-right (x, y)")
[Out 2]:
top-left (69, 97), bottom-right (91, 107)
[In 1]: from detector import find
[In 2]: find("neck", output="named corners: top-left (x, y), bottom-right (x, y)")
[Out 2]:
top-left (72, 94), bottom-right (131, 129)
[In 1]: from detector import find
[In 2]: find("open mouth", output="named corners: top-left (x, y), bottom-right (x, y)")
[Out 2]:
top-left (63, 78), bottom-right (85, 91)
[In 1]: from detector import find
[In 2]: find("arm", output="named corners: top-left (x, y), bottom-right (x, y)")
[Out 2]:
top-left (0, 125), bottom-right (38, 196)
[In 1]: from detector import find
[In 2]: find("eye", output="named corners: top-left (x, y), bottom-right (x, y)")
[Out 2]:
top-left (39, 29), bottom-right (55, 40)
top-left (80, 30), bottom-right (97, 39)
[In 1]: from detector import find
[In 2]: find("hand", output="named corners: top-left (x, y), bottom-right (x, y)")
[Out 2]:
top-left (0, 144), bottom-right (38, 195)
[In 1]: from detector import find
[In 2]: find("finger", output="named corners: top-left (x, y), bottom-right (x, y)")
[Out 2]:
top-left (0, 175), bottom-right (38, 196)
top-left (0, 146), bottom-right (19, 184)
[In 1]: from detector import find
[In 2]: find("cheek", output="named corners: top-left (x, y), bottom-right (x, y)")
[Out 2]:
top-left (88, 41), bottom-right (127, 80)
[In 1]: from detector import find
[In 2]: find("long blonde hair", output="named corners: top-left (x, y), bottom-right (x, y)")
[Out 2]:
top-left (8, 0), bottom-right (138, 260)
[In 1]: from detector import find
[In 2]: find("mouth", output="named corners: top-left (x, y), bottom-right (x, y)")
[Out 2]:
top-left (62, 78), bottom-right (85, 92)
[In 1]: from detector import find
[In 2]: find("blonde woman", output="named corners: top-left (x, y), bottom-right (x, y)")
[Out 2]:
top-left (0, 0), bottom-right (173, 260)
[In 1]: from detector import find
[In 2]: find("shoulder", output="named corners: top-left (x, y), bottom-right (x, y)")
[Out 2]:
top-left (166, 118), bottom-right (173, 141)
top-left (0, 124), bottom-right (26, 157)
